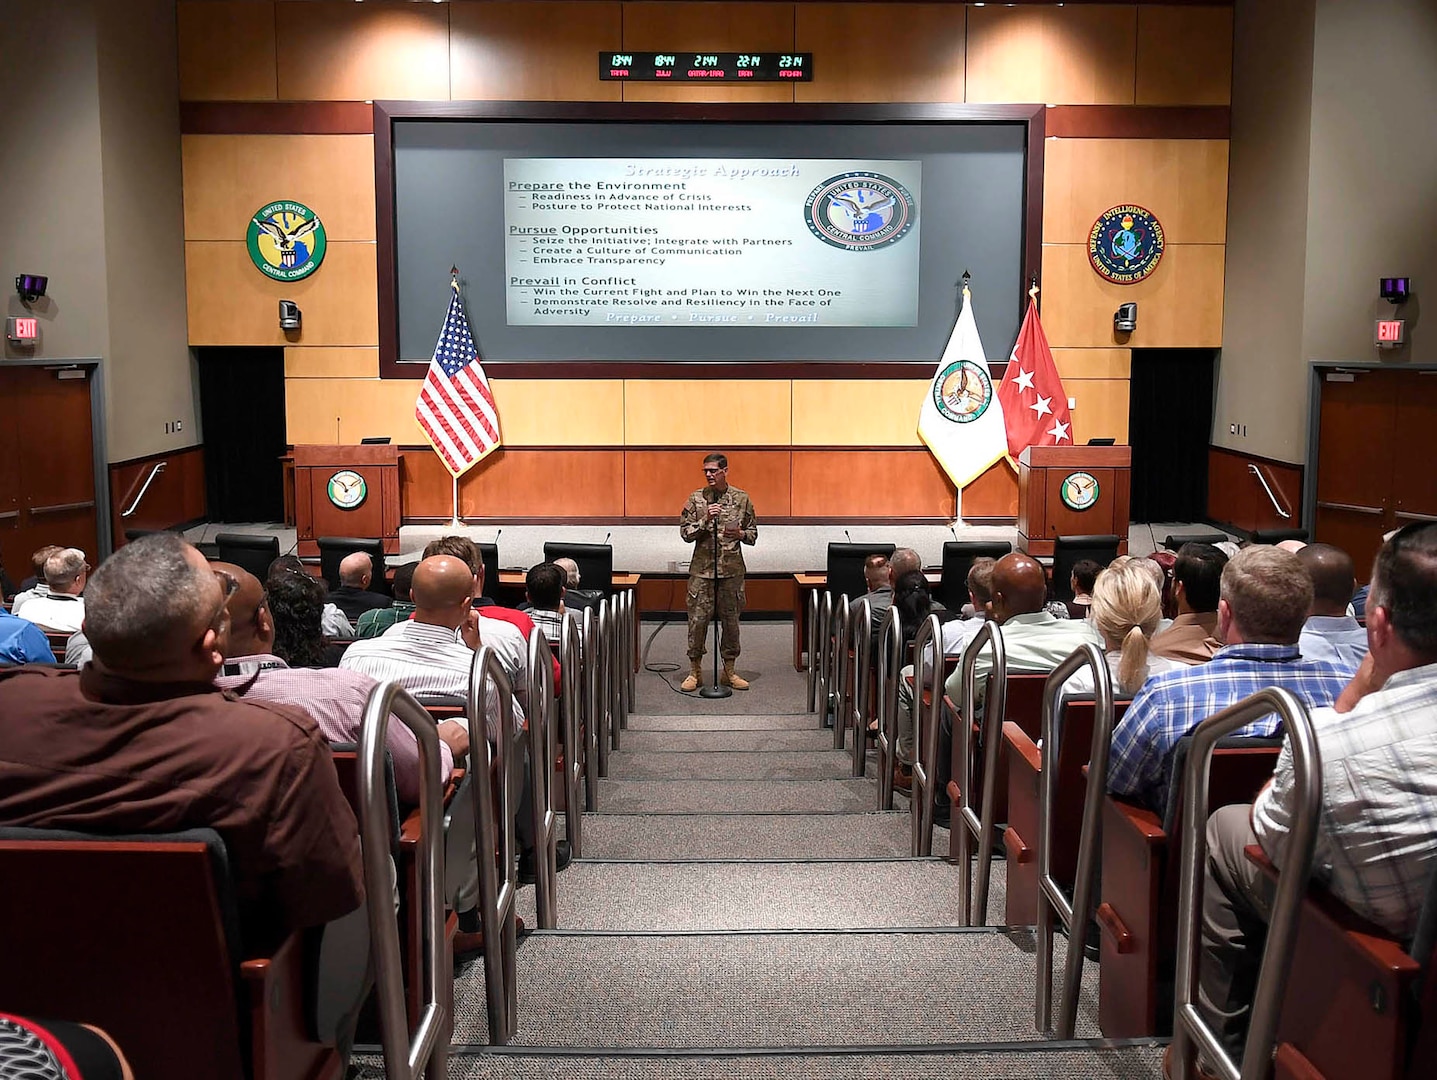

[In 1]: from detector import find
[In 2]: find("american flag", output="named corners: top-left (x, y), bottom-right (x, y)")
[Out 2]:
top-left (415, 281), bottom-right (501, 476)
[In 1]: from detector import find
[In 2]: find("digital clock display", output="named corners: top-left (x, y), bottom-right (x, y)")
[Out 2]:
top-left (600, 52), bottom-right (813, 82)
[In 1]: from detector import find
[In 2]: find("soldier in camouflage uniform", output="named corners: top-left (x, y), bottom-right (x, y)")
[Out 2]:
top-left (679, 452), bottom-right (758, 691)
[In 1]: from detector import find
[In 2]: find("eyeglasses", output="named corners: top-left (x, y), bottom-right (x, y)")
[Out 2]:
top-left (209, 570), bottom-right (239, 631)
top-left (702, 466), bottom-right (725, 475)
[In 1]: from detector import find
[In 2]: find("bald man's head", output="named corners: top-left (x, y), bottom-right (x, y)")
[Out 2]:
top-left (214, 561), bottom-right (270, 657)
top-left (990, 553), bottom-right (1048, 623)
top-left (411, 555), bottom-right (475, 628)
top-left (338, 551), bottom-right (373, 588)
top-left (1298, 543), bottom-right (1356, 616)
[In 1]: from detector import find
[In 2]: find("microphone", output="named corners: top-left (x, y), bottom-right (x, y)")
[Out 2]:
top-left (704, 488), bottom-right (718, 504)
top-left (602, 531), bottom-right (611, 546)
top-left (844, 529), bottom-right (852, 543)
top-left (949, 524), bottom-right (959, 542)
top-left (494, 528), bottom-right (502, 547)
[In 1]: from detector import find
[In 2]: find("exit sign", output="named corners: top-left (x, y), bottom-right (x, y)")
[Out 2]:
top-left (1376, 319), bottom-right (1406, 347)
top-left (5, 316), bottom-right (38, 344)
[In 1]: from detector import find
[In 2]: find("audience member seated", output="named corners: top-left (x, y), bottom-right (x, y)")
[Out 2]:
top-left (0, 605), bottom-right (54, 665)
top-left (14, 548), bottom-right (88, 634)
top-left (524, 561), bottom-right (568, 646)
top-left (0, 533), bottom-right (364, 944)
top-left (849, 553), bottom-right (892, 630)
top-left (1065, 558), bottom-right (1102, 620)
top-left (9, 545), bottom-right (60, 610)
top-left (357, 560), bottom-right (417, 639)
top-left (1195, 521), bottom-right (1437, 1061)
top-left (0, 555), bottom-right (15, 602)
top-left (326, 551), bottom-right (392, 623)
top-left (1296, 542), bottom-right (1368, 674)
top-left (554, 557), bottom-right (602, 613)
top-left (889, 546), bottom-right (923, 583)
top-left (268, 555), bottom-right (354, 639)
top-left (933, 553), bottom-right (1103, 825)
top-left (212, 562), bottom-right (465, 804)
top-left (266, 569), bottom-right (349, 668)
top-left (1107, 546), bottom-right (1351, 817)
top-left (1060, 559), bottom-right (1183, 703)
top-left (1151, 542), bottom-right (1228, 664)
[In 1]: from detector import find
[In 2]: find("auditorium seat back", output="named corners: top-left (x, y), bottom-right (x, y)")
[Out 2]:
top-left (215, 532), bottom-right (281, 581)
top-left (826, 542), bottom-right (896, 604)
top-left (317, 536), bottom-right (389, 597)
top-left (1162, 532), bottom-right (1229, 551)
top-left (475, 541), bottom-right (500, 601)
top-left (1051, 534), bottom-right (1122, 602)
top-left (1250, 527), bottom-right (1309, 546)
top-left (938, 541), bottom-right (1012, 611)
top-left (543, 542), bottom-right (613, 596)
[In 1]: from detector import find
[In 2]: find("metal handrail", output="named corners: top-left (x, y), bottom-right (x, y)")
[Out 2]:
top-left (831, 594), bottom-right (851, 750)
top-left (1034, 643), bottom-right (1114, 1037)
top-left (526, 629), bottom-right (560, 929)
top-left (625, 588), bottom-right (637, 713)
top-left (557, 611), bottom-right (585, 858)
top-left (1247, 463), bottom-right (1293, 520)
top-left (596, 599), bottom-right (613, 775)
top-left (120, 460), bottom-right (166, 518)
top-left (874, 605), bottom-right (903, 810)
top-left (910, 613), bottom-right (944, 856)
top-left (607, 595), bottom-right (623, 750)
top-left (849, 597), bottom-right (874, 778)
top-left (465, 646), bottom-right (520, 1046)
top-left (358, 682), bottom-right (450, 1074)
top-left (954, 619), bottom-right (1009, 926)
top-left (581, 606), bottom-right (598, 812)
top-left (805, 588), bottom-right (820, 712)
top-left (1171, 689), bottom-right (1321, 1080)
top-left (616, 590), bottom-right (632, 729)
top-left (815, 592), bottom-right (834, 726)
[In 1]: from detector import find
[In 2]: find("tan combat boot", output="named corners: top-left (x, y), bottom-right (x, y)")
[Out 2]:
top-left (680, 660), bottom-right (702, 692)
top-left (721, 661), bottom-right (750, 690)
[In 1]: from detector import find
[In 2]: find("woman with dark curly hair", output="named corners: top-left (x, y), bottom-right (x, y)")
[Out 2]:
top-left (264, 568), bottom-right (337, 668)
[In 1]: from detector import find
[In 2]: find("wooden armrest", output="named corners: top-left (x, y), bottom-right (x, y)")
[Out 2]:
top-left (1096, 902), bottom-right (1135, 953)
top-left (1003, 825), bottom-right (1034, 864)
top-left (1108, 795), bottom-right (1166, 843)
top-left (1002, 721), bottom-right (1043, 773)
top-left (239, 928), bottom-right (301, 984)
top-left (399, 808), bottom-right (422, 846)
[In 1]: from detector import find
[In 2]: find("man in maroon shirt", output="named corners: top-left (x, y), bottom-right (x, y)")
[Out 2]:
top-left (0, 533), bottom-right (364, 946)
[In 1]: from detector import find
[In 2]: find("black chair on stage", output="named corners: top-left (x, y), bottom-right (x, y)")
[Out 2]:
top-left (475, 541), bottom-right (500, 601)
top-left (1051, 534), bottom-right (1122, 602)
top-left (825, 542), bottom-right (896, 603)
top-left (938, 541), bottom-right (1012, 611)
top-left (215, 533), bottom-right (281, 581)
top-left (1162, 532), bottom-right (1229, 552)
top-left (122, 527), bottom-right (183, 544)
top-left (543, 542), bottom-right (614, 597)
top-left (317, 536), bottom-right (390, 598)
top-left (1250, 527), bottom-right (1309, 545)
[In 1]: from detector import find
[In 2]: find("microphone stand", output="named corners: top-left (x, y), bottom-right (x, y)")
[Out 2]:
top-left (699, 504), bottom-right (732, 699)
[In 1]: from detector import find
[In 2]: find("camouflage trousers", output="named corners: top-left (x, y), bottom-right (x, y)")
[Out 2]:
top-left (686, 574), bottom-right (745, 661)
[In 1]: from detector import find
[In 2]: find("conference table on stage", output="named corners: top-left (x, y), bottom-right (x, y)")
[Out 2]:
top-left (496, 571), bottom-right (642, 654)
top-left (791, 571), bottom-right (942, 673)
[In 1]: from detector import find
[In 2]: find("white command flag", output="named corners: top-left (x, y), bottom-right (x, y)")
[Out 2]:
top-left (917, 286), bottom-right (1009, 491)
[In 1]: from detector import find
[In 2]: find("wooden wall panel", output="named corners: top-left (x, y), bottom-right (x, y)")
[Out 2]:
top-left (1040, 242), bottom-right (1225, 348)
top-left (960, 459), bottom-right (1019, 520)
top-left (623, 449), bottom-right (792, 519)
top-left (1052, 347), bottom-right (1131, 380)
top-left (109, 446), bottom-right (207, 550)
top-left (790, 379), bottom-right (927, 445)
top-left (284, 376), bottom-right (423, 445)
top-left (1207, 446), bottom-right (1302, 534)
top-left (790, 450), bottom-right (954, 518)
top-left (450, 2), bottom-right (622, 102)
top-left (399, 448), bottom-right (455, 521)
top-left (795, 4), bottom-right (964, 103)
top-left (966, 5), bottom-right (1137, 105)
top-left (181, 135), bottom-right (377, 241)
top-left (490, 379), bottom-right (625, 446)
top-left (638, 573), bottom-right (794, 613)
top-left (187, 241), bottom-right (378, 347)
top-left (276, 2), bottom-right (450, 102)
top-left (620, 2), bottom-right (795, 103)
top-left (1136, 6), bottom-right (1233, 106)
top-left (1064, 378), bottom-right (1131, 443)
top-left (177, 1), bottom-right (277, 102)
top-left (1043, 138), bottom-right (1230, 245)
top-left (284, 347), bottom-right (379, 380)
top-left (625, 380), bottom-right (792, 445)
top-left (462, 449), bottom-right (625, 519)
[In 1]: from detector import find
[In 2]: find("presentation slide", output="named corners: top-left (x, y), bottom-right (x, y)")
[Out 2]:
top-left (503, 158), bottom-right (922, 328)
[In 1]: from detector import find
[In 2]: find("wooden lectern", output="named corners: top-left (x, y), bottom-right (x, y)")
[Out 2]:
top-left (292, 444), bottom-right (400, 558)
top-left (1017, 444), bottom-right (1132, 557)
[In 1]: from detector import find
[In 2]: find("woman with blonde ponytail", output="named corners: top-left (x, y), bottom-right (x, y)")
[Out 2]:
top-left (1061, 559), bottom-right (1183, 700)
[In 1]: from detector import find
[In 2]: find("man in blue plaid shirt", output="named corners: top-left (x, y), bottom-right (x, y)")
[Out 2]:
top-left (1107, 545), bottom-right (1350, 816)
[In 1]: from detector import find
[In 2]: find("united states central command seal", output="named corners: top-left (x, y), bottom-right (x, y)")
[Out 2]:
top-left (247, 200), bottom-right (327, 282)
top-left (1088, 204), bottom-right (1164, 284)
top-left (933, 360), bottom-right (993, 424)
top-left (805, 172), bottom-right (916, 252)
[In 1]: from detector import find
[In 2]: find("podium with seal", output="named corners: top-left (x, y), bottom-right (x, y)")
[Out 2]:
top-left (292, 444), bottom-right (401, 558)
top-left (1017, 444), bottom-right (1131, 557)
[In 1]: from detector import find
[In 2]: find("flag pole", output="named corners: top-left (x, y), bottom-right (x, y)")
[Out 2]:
top-left (449, 266), bottom-right (464, 528)
top-left (953, 271), bottom-right (973, 527)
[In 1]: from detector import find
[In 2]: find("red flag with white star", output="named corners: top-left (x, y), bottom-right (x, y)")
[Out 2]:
top-left (996, 299), bottom-right (1072, 459)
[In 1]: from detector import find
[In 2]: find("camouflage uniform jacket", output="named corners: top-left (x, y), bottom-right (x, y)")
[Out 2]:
top-left (680, 486), bottom-right (758, 579)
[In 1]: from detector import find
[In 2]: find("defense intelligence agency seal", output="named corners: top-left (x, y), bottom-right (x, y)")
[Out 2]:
top-left (247, 200), bottom-right (327, 282)
top-left (805, 172), bottom-right (916, 252)
top-left (933, 360), bottom-right (993, 424)
top-left (1088, 204), bottom-right (1164, 284)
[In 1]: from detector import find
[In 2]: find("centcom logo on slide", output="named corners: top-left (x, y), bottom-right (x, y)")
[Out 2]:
top-left (804, 172), bottom-right (916, 252)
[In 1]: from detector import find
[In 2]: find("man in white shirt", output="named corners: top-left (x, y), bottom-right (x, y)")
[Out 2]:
top-left (15, 548), bottom-right (87, 634)
top-left (1196, 522), bottom-right (1437, 1061)
top-left (1296, 542), bottom-right (1368, 674)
